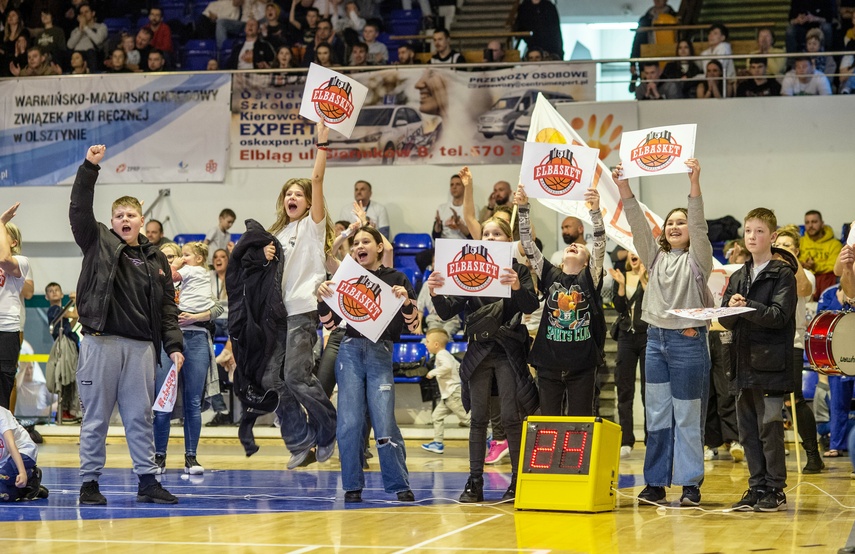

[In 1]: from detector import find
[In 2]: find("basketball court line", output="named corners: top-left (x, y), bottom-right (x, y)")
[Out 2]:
top-left (391, 513), bottom-right (505, 554)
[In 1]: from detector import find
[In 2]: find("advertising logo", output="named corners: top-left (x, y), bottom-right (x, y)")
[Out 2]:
top-left (629, 130), bottom-right (683, 172)
top-left (447, 244), bottom-right (500, 293)
top-left (337, 275), bottom-right (382, 322)
top-left (533, 148), bottom-right (582, 196)
top-left (312, 76), bottom-right (355, 124)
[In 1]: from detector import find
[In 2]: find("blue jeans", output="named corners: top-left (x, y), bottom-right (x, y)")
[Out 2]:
top-left (828, 376), bottom-right (854, 451)
top-left (336, 336), bottom-right (410, 494)
top-left (154, 329), bottom-right (211, 457)
top-left (263, 313), bottom-right (336, 454)
top-left (643, 325), bottom-right (710, 487)
top-left (0, 454), bottom-right (36, 502)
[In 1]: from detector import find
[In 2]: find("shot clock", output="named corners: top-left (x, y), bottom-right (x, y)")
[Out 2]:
top-left (514, 416), bottom-right (621, 513)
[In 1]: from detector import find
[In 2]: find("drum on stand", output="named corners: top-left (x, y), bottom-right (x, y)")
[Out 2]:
top-left (806, 312), bottom-right (855, 376)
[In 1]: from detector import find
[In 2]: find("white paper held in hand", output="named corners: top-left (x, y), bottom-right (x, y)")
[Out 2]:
top-left (153, 364), bottom-right (178, 412)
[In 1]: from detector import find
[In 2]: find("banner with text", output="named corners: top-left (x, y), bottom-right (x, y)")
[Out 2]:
top-left (0, 73), bottom-right (231, 186)
top-left (231, 64), bottom-right (594, 168)
top-left (619, 124), bottom-right (697, 179)
top-left (519, 141), bottom-right (599, 201)
top-left (434, 239), bottom-right (513, 298)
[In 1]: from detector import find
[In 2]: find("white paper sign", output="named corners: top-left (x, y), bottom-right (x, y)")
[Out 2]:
top-left (298, 63), bottom-right (369, 138)
top-left (666, 307), bottom-right (755, 321)
top-left (619, 124), bottom-right (697, 179)
top-left (153, 364), bottom-right (178, 413)
top-left (324, 255), bottom-right (405, 343)
top-left (434, 239), bottom-right (513, 298)
top-left (847, 221), bottom-right (855, 246)
top-left (518, 141), bottom-right (599, 200)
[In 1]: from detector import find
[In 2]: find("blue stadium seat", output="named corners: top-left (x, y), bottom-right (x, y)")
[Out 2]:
top-left (393, 233), bottom-right (432, 252)
top-left (184, 39), bottom-right (217, 52)
top-left (447, 341), bottom-right (467, 355)
top-left (182, 51), bottom-right (214, 70)
top-left (103, 17), bottom-right (133, 36)
top-left (191, 0), bottom-right (209, 20)
top-left (230, 233), bottom-right (242, 244)
top-left (173, 233), bottom-right (206, 245)
top-left (393, 342), bottom-right (426, 364)
top-left (390, 9), bottom-right (422, 20)
top-left (711, 241), bottom-right (727, 265)
top-left (802, 369), bottom-right (818, 400)
top-left (398, 267), bottom-right (420, 289)
top-left (160, 2), bottom-right (187, 23)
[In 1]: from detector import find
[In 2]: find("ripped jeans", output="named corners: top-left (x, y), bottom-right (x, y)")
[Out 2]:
top-left (335, 336), bottom-right (410, 494)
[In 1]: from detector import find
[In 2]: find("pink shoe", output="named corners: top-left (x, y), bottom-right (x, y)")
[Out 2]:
top-left (485, 439), bottom-right (509, 464)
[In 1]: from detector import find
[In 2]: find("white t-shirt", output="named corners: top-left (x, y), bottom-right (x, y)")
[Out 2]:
top-left (795, 269), bottom-right (816, 350)
top-left (781, 70), bottom-right (833, 96)
top-left (237, 39), bottom-right (255, 70)
top-left (276, 216), bottom-right (327, 315)
top-left (206, 226), bottom-right (231, 263)
top-left (0, 407), bottom-right (37, 465)
top-left (0, 255), bottom-right (29, 332)
top-left (177, 265), bottom-right (216, 314)
top-left (427, 349), bottom-right (461, 399)
top-left (339, 201), bottom-right (390, 234)
top-left (437, 201), bottom-right (475, 239)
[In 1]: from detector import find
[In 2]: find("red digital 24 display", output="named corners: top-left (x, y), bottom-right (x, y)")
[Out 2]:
top-left (523, 421), bottom-right (593, 475)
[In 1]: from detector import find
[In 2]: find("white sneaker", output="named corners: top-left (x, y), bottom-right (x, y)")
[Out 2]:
top-left (704, 446), bottom-right (718, 461)
top-left (620, 445), bottom-right (632, 458)
top-left (729, 441), bottom-right (745, 463)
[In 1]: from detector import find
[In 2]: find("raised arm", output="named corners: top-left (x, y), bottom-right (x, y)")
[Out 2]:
top-left (311, 121), bottom-right (329, 224)
top-left (0, 203), bottom-right (22, 277)
top-left (612, 163), bottom-right (657, 268)
top-left (460, 166), bottom-right (482, 240)
top-left (586, 188), bottom-right (606, 288)
top-left (837, 245), bottom-right (855, 298)
top-left (69, 145), bottom-right (106, 251)
top-left (684, 158), bottom-right (713, 279)
top-left (514, 184), bottom-right (544, 279)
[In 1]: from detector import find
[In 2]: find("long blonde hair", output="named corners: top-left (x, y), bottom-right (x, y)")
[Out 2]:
top-left (268, 178), bottom-right (335, 255)
top-left (5, 223), bottom-right (22, 255)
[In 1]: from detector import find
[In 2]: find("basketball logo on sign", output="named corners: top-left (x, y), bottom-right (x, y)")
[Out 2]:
top-left (629, 130), bottom-right (683, 172)
top-left (533, 148), bottom-right (583, 196)
top-left (311, 76), bottom-right (355, 124)
top-left (336, 275), bottom-right (383, 322)
top-left (447, 245), bottom-right (500, 293)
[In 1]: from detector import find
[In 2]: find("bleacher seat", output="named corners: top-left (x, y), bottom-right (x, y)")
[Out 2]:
top-left (393, 342), bottom-right (427, 363)
top-left (398, 267), bottom-right (420, 290)
top-left (230, 233), bottom-right (242, 244)
top-left (220, 38), bottom-right (236, 65)
top-left (803, 369), bottom-right (818, 401)
top-left (447, 341), bottom-right (467, 355)
top-left (393, 233), bottom-right (432, 252)
top-left (103, 17), bottom-right (133, 36)
top-left (173, 233), bottom-right (206, 245)
top-left (711, 241), bottom-right (727, 265)
top-left (191, 0), bottom-right (209, 20)
top-left (160, 2), bottom-right (187, 23)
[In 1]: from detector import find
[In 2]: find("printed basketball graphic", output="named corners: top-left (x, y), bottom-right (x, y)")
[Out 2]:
top-left (312, 76), bottom-right (355, 124)
top-left (337, 275), bottom-right (382, 322)
top-left (447, 245), bottom-right (500, 293)
top-left (535, 128), bottom-right (567, 144)
top-left (533, 148), bottom-right (582, 196)
top-left (629, 130), bottom-right (683, 172)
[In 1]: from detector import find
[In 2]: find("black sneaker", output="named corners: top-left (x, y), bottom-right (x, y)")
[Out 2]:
top-left (137, 481), bottom-right (178, 504)
top-left (459, 476), bottom-right (484, 503)
top-left (205, 412), bottom-right (232, 427)
top-left (245, 444), bottom-right (260, 457)
top-left (26, 426), bottom-right (44, 444)
top-left (18, 466), bottom-right (43, 501)
top-left (680, 485), bottom-right (701, 506)
top-left (36, 486), bottom-right (49, 499)
top-left (732, 488), bottom-right (765, 511)
top-left (501, 475), bottom-right (517, 502)
top-left (80, 480), bottom-right (107, 505)
top-left (184, 454), bottom-right (204, 475)
top-left (154, 454), bottom-right (166, 475)
top-left (754, 488), bottom-right (786, 512)
top-left (637, 485), bottom-right (666, 506)
top-left (396, 490), bottom-right (415, 502)
top-left (802, 450), bottom-right (825, 474)
top-left (344, 490), bottom-right (362, 503)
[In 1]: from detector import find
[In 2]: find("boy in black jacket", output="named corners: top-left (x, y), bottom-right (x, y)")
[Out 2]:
top-left (721, 207), bottom-right (796, 512)
top-left (70, 145), bottom-right (184, 506)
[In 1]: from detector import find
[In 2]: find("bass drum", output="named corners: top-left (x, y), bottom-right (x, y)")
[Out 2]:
top-left (806, 311), bottom-right (855, 376)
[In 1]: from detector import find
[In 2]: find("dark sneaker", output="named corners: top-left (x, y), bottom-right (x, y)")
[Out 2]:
top-left (205, 412), bottom-right (232, 427)
top-left (755, 488), bottom-right (786, 512)
top-left (287, 447), bottom-right (317, 470)
top-left (245, 444), bottom-right (260, 457)
top-left (802, 450), bottom-right (825, 474)
top-left (344, 490), bottom-right (362, 503)
top-left (80, 481), bottom-right (107, 505)
top-left (680, 485), bottom-right (701, 506)
top-left (26, 426), bottom-right (44, 444)
top-left (732, 488), bottom-right (765, 511)
top-left (36, 486), bottom-right (49, 499)
top-left (501, 475), bottom-right (518, 502)
top-left (317, 441), bottom-right (336, 463)
top-left (637, 485), bottom-right (667, 506)
top-left (137, 481), bottom-right (178, 504)
top-left (19, 466), bottom-right (43, 501)
top-left (184, 454), bottom-right (204, 475)
top-left (154, 454), bottom-right (166, 475)
top-left (396, 490), bottom-right (415, 502)
top-left (458, 476), bottom-right (484, 503)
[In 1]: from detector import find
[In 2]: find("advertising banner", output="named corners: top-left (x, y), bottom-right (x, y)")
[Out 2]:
top-left (434, 238), bottom-right (513, 298)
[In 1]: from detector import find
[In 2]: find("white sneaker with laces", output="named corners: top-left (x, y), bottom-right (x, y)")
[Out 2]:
top-left (620, 445), bottom-right (632, 458)
top-left (704, 446), bottom-right (718, 461)
top-left (729, 441), bottom-right (745, 463)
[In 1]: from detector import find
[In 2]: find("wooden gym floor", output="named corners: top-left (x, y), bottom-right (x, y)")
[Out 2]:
top-left (4, 432), bottom-right (855, 554)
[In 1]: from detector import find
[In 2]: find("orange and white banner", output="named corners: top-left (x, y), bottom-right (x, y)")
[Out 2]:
top-left (434, 239), bottom-right (513, 298)
top-left (298, 63), bottom-right (369, 138)
top-left (153, 364), bottom-right (178, 413)
top-left (324, 255), bottom-right (404, 343)
top-left (619, 124), bottom-right (697, 179)
top-left (519, 141), bottom-right (599, 201)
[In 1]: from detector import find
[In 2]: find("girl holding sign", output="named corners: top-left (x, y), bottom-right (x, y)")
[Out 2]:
top-left (317, 226), bottom-right (420, 503)
top-left (515, 185), bottom-right (607, 417)
top-left (426, 218), bottom-right (539, 503)
top-left (612, 159), bottom-right (713, 507)
top-left (261, 120), bottom-right (338, 470)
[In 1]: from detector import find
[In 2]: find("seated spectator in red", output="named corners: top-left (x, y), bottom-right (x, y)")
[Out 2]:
top-left (396, 43), bottom-right (418, 65)
top-left (146, 49), bottom-right (168, 72)
top-left (10, 45), bottom-right (61, 76)
top-left (662, 40), bottom-right (703, 98)
top-left (226, 18), bottom-right (275, 69)
top-left (696, 60), bottom-right (726, 98)
top-left (143, 7), bottom-right (173, 54)
top-left (103, 48), bottom-right (132, 73)
top-left (805, 27), bottom-right (835, 83)
top-left (781, 56), bottom-right (832, 95)
top-left (349, 41), bottom-right (369, 66)
top-left (736, 58), bottom-right (781, 97)
top-left (636, 60), bottom-right (681, 99)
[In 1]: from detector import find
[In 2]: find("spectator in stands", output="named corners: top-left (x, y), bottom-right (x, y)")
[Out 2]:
top-left (396, 43), bottom-right (416, 64)
top-left (662, 40), bottom-right (703, 98)
top-left (69, 50), bottom-right (89, 73)
top-left (143, 7), bottom-right (173, 55)
top-left (361, 21), bottom-right (387, 65)
top-left (2, 9), bottom-right (28, 74)
top-left (636, 60), bottom-right (681, 100)
top-left (782, 56), bottom-right (832, 95)
top-left (629, 0), bottom-right (677, 86)
top-left (514, 0), bottom-right (563, 60)
top-left (313, 42), bottom-right (337, 67)
top-left (207, 58), bottom-right (219, 70)
top-left (840, 50), bottom-right (855, 94)
top-left (433, 173), bottom-right (472, 240)
top-left (303, 17), bottom-right (344, 67)
top-left (66, 3), bottom-right (106, 72)
top-left (10, 45), bottom-right (61, 75)
top-left (550, 216), bottom-right (586, 265)
top-left (696, 59), bottom-right (726, 99)
top-left (201, 0), bottom-right (250, 51)
top-left (479, 181), bottom-right (512, 222)
top-left (699, 23), bottom-right (735, 95)
top-left (737, 58), bottom-right (781, 97)
top-left (339, 181), bottom-right (390, 237)
top-left (145, 220), bottom-right (172, 248)
top-left (272, 44), bottom-right (294, 68)
top-left (430, 27), bottom-right (462, 64)
top-left (35, 9), bottom-right (67, 66)
top-left (348, 41), bottom-right (368, 66)
top-left (483, 40), bottom-right (505, 63)
top-left (104, 47), bottom-right (132, 73)
top-left (146, 49), bottom-right (167, 72)
top-left (331, 0), bottom-right (366, 35)
top-left (204, 208), bottom-right (236, 263)
top-left (130, 27), bottom-right (153, 72)
top-left (226, 18), bottom-right (275, 69)
top-left (805, 27), bottom-right (836, 83)
top-left (786, 0), bottom-right (834, 54)
top-left (120, 33), bottom-right (139, 69)
top-left (45, 282), bottom-right (79, 347)
top-left (750, 27), bottom-right (786, 78)
top-left (260, 2), bottom-right (287, 48)
top-left (801, 209), bottom-right (843, 299)
top-left (524, 48), bottom-right (543, 62)
top-left (289, 2), bottom-right (319, 45)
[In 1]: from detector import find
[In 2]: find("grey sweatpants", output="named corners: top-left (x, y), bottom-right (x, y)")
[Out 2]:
top-left (77, 335), bottom-right (158, 482)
